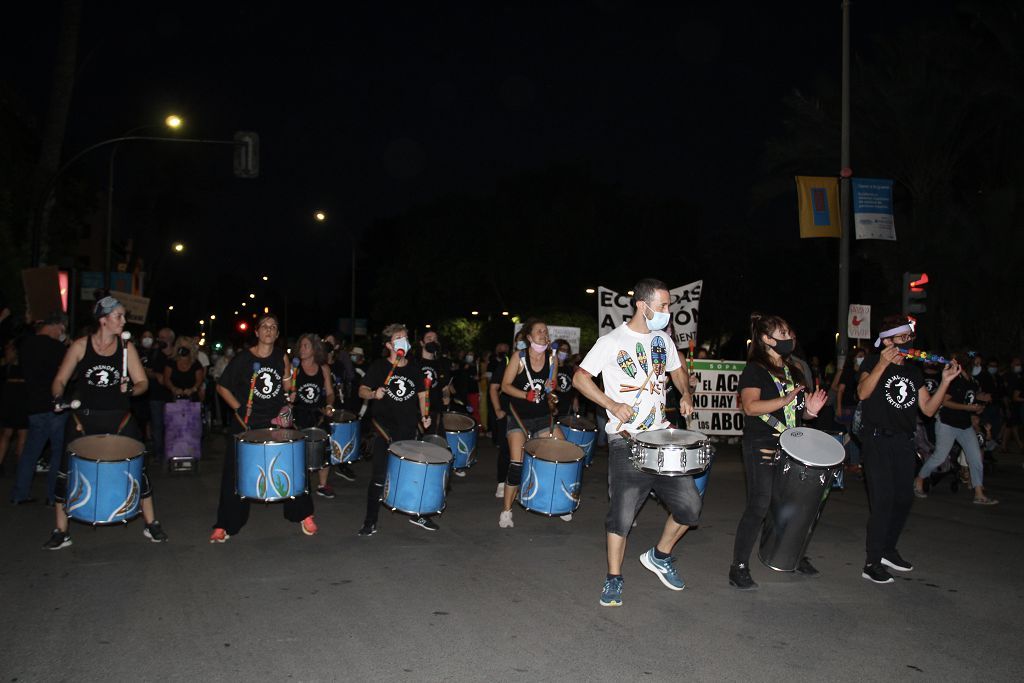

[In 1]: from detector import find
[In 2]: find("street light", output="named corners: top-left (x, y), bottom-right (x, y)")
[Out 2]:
top-left (172, 242), bottom-right (185, 253)
top-left (165, 115), bottom-right (183, 129)
top-left (209, 314), bottom-right (216, 320)
top-left (471, 311), bottom-right (479, 316)
top-left (314, 211), bottom-right (326, 222)
top-left (249, 293), bottom-right (255, 299)
top-left (585, 288), bottom-right (595, 294)
top-left (261, 275), bottom-right (268, 281)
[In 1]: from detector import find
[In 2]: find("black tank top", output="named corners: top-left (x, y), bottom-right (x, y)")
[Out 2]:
top-left (77, 336), bottom-right (129, 411)
top-left (169, 361), bottom-right (202, 397)
top-left (509, 350), bottom-right (551, 420)
top-left (294, 363), bottom-right (325, 428)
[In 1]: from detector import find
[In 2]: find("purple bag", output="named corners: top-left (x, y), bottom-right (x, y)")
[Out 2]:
top-left (164, 400), bottom-right (202, 461)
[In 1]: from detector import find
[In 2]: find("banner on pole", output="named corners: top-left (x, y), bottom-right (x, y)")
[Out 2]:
top-left (514, 324), bottom-right (581, 354)
top-left (795, 176), bottom-right (841, 238)
top-left (848, 304), bottom-right (871, 340)
top-left (852, 178), bottom-right (896, 240)
top-left (687, 359), bottom-right (746, 435)
top-left (598, 281), bottom-right (701, 350)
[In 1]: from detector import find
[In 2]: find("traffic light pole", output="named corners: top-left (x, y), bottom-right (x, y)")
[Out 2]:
top-left (836, 0), bottom-right (852, 362)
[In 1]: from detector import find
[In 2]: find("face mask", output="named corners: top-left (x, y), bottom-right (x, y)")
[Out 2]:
top-left (59, 333), bottom-right (68, 343)
top-left (557, 351), bottom-right (569, 362)
top-left (853, 357), bottom-right (864, 369)
top-left (141, 337), bottom-right (153, 349)
top-left (424, 342), bottom-right (440, 354)
top-left (516, 340), bottom-right (527, 351)
top-left (464, 354), bottom-right (474, 363)
top-left (972, 366), bottom-right (982, 376)
top-left (177, 347), bottom-right (190, 358)
top-left (393, 337), bottom-right (411, 355)
top-left (350, 355), bottom-right (359, 363)
top-left (529, 342), bottom-right (548, 353)
top-left (987, 367), bottom-right (998, 375)
top-left (771, 338), bottom-right (795, 358)
top-left (642, 302), bottom-right (670, 331)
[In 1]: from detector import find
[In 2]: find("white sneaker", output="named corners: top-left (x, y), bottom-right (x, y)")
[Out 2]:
top-left (499, 510), bottom-right (514, 528)
top-left (559, 513), bottom-right (573, 522)
top-left (495, 483), bottom-right (505, 498)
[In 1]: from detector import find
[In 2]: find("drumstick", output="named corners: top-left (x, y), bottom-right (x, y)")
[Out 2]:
top-left (614, 370), bottom-right (659, 431)
top-left (243, 361), bottom-right (260, 427)
top-left (688, 338), bottom-right (695, 375)
top-left (382, 348), bottom-right (405, 386)
top-left (121, 331), bottom-right (131, 393)
top-left (424, 375), bottom-right (432, 417)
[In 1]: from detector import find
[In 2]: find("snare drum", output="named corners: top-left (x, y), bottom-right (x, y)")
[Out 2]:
top-left (66, 435), bottom-right (145, 525)
top-left (382, 440), bottom-right (452, 515)
top-left (236, 429), bottom-right (307, 501)
top-left (442, 412), bottom-right (478, 469)
top-left (758, 427), bottom-right (845, 572)
top-left (302, 427), bottom-right (330, 471)
top-left (519, 438), bottom-right (585, 516)
top-left (328, 411), bottom-right (361, 464)
top-left (556, 416), bottom-right (597, 467)
top-left (630, 429), bottom-right (712, 476)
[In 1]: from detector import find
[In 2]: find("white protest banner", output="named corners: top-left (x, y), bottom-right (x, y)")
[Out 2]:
top-left (852, 178), bottom-right (896, 241)
top-left (117, 292), bottom-right (151, 325)
top-left (687, 359), bottom-right (746, 435)
top-left (598, 281), bottom-right (702, 350)
top-left (848, 304), bottom-right (871, 340)
top-left (513, 324), bottom-right (581, 354)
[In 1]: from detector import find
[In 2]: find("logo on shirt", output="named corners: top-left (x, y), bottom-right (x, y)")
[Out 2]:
top-left (522, 378), bottom-right (545, 395)
top-left (557, 371), bottom-right (571, 393)
top-left (386, 375), bottom-right (416, 402)
top-left (85, 364), bottom-right (120, 388)
top-left (297, 381), bottom-right (320, 405)
top-left (965, 390), bottom-right (976, 405)
top-left (421, 365), bottom-right (439, 386)
top-left (254, 368), bottom-right (283, 400)
top-left (883, 375), bottom-right (918, 410)
top-left (924, 378), bottom-right (938, 394)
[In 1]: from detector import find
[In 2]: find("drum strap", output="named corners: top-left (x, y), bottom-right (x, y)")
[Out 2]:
top-left (759, 365), bottom-right (797, 434)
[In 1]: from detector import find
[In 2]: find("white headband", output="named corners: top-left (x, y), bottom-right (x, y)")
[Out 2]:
top-left (874, 324), bottom-right (913, 348)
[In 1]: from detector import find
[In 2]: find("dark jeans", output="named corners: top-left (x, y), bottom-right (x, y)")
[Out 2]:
top-left (364, 423), bottom-right (417, 525)
top-left (862, 431), bottom-right (916, 565)
top-left (10, 411), bottom-right (68, 503)
top-left (732, 440), bottom-right (778, 565)
top-left (492, 415), bottom-right (510, 483)
top-left (149, 400), bottom-right (166, 455)
top-left (605, 437), bottom-right (701, 537)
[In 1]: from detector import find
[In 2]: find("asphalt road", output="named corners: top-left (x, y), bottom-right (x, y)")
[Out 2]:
top-left (2, 432), bottom-right (1021, 682)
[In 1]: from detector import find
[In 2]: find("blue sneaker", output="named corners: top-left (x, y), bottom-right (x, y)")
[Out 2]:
top-left (599, 576), bottom-right (624, 607)
top-left (640, 548), bottom-right (686, 591)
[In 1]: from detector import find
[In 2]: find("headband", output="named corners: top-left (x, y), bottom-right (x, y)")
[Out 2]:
top-left (874, 324), bottom-right (913, 348)
top-left (93, 296), bottom-right (121, 318)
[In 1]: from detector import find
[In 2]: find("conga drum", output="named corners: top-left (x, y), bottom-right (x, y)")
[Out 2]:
top-left (66, 435), bottom-right (145, 525)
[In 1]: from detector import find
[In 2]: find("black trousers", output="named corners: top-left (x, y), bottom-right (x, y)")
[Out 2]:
top-left (861, 431), bottom-right (916, 565)
top-left (364, 422), bottom-right (417, 525)
top-left (732, 440), bottom-right (777, 565)
top-left (492, 415), bottom-right (510, 483)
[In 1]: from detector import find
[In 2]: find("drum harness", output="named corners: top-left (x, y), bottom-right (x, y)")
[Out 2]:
top-left (757, 366), bottom-right (798, 463)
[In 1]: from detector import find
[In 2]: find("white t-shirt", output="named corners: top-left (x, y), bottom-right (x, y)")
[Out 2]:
top-left (579, 322), bottom-right (681, 435)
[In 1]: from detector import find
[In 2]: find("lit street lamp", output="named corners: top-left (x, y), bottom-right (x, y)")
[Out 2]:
top-left (172, 242), bottom-right (185, 253)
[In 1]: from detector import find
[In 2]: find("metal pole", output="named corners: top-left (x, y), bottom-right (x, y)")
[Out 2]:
top-left (104, 145), bottom-right (118, 291)
top-left (350, 236), bottom-right (356, 343)
top-left (837, 0), bottom-right (852, 360)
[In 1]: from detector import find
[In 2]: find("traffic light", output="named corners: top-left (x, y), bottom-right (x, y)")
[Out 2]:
top-left (233, 131), bottom-right (259, 178)
top-left (902, 272), bottom-right (928, 314)
top-left (237, 321), bottom-right (248, 332)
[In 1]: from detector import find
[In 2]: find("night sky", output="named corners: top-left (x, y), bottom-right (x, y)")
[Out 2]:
top-left (5, 1), bottom-right (943, 350)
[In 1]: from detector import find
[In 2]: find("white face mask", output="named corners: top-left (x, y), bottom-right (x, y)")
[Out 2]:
top-left (972, 366), bottom-right (982, 376)
top-left (141, 337), bottom-right (154, 349)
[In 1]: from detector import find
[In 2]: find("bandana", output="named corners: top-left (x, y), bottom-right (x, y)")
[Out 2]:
top-left (93, 296), bottom-right (121, 319)
top-left (874, 324), bottom-right (913, 348)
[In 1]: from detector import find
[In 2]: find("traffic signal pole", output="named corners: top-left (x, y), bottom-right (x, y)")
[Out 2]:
top-left (836, 0), bottom-right (852, 363)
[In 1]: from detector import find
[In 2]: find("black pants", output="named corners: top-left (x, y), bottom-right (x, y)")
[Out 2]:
top-left (732, 440), bottom-right (777, 565)
top-left (492, 415), bottom-right (510, 483)
top-left (862, 432), bottom-right (916, 565)
top-left (56, 410), bottom-right (152, 503)
top-left (364, 422), bottom-right (417, 525)
top-left (214, 423), bottom-right (314, 535)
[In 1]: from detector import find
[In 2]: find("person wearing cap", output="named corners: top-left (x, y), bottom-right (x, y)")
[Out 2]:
top-left (10, 313), bottom-right (69, 505)
top-left (44, 296), bottom-right (168, 549)
top-left (856, 314), bottom-right (957, 583)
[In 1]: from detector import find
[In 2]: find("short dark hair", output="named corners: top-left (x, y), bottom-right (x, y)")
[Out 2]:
top-left (632, 278), bottom-right (669, 309)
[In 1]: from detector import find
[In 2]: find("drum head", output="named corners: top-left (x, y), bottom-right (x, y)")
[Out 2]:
top-left (780, 428), bottom-right (845, 467)
top-left (530, 427), bottom-right (562, 439)
top-left (632, 428), bottom-right (708, 448)
top-left (390, 440), bottom-right (452, 464)
top-left (557, 416), bottom-right (597, 432)
top-left (238, 428), bottom-right (304, 443)
top-left (421, 434), bottom-right (449, 450)
top-left (442, 412), bottom-right (476, 432)
top-left (329, 411), bottom-right (358, 425)
top-left (525, 438), bottom-right (584, 463)
top-left (68, 434), bottom-right (144, 461)
top-left (302, 427), bottom-right (329, 442)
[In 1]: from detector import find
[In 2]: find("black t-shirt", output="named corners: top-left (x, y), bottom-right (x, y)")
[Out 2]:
top-left (507, 351), bottom-right (552, 420)
top-left (18, 334), bottom-right (67, 415)
top-left (838, 365), bottom-right (859, 406)
top-left (219, 348), bottom-right (287, 429)
top-left (858, 354), bottom-right (924, 434)
top-left (147, 350), bottom-right (174, 401)
top-left (938, 375), bottom-right (978, 430)
top-left (415, 355), bottom-right (448, 415)
top-left (488, 355), bottom-right (510, 412)
top-left (554, 362), bottom-right (576, 416)
top-left (739, 362), bottom-right (806, 444)
top-left (361, 358), bottom-right (424, 430)
top-left (168, 360), bottom-right (202, 395)
top-left (293, 363), bottom-right (327, 429)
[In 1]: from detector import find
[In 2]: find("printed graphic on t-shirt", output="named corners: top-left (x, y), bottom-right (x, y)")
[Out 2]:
top-left (297, 381), bottom-right (321, 405)
top-left (254, 367), bottom-right (283, 400)
top-left (883, 374), bottom-right (918, 409)
top-left (386, 375), bottom-right (417, 402)
top-left (85, 364), bottom-right (120, 388)
top-left (557, 371), bottom-right (572, 393)
top-left (521, 377), bottom-right (545, 395)
top-left (924, 377), bottom-right (938, 394)
top-left (964, 389), bottom-right (976, 405)
top-left (421, 364), bottom-right (440, 387)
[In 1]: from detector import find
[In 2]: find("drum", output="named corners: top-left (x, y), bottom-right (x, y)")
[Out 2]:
top-left (328, 411), bottom-right (361, 464)
top-left (694, 454), bottom-right (715, 498)
top-left (630, 429), bottom-right (712, 476)
top-left (530, 426), bottom-right (564, 439)
top-left (442, 412), bottom-right (478, 469)
top-left (825, 431), bottom-right (848, 490)
top-left (557, 415), bottom-right (598, 467)
top-left (519, 438), bottom-right (585, 516)
top-left (421, 433), bottom-right (449, 450)
top-left (66, 435), bottom-right (145, 525)
top-left (382, 440), bottom-right (452, 515)
top-left (302, 427), bottom-right (330, 471)
top-left (758, 427), bottom-right (845, 572)
top-left (235, 429), bottom-right (307, 501)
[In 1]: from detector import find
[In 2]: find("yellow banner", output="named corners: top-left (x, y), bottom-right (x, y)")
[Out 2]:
top-left (795, 176), bottom-right (840, 238)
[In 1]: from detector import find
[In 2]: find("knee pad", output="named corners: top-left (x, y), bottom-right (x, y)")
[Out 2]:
top-left (506, 461), bottom-right (523, 487)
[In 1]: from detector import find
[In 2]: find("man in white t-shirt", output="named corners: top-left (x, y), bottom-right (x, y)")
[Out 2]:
top-left (574, 278), bottom-right (696, 607)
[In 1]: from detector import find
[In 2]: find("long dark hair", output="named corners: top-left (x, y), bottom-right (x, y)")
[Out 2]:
top-left (747, 312), bottom-right (805, 385)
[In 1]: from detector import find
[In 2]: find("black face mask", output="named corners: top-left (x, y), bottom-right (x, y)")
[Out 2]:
top-left (425, 342), bottom-right (441, 354)
top-left (771, 338), bottom-right (795, 358)
top-left (177, 347), bottom-right (190, 358)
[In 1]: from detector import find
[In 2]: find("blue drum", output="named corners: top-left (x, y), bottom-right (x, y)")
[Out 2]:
top-left (328, 411), bottom-right (361, 464)
top-left (556, 415), bottom-right (597, 467)
top-left (66, 435), bottom-right (145, 525)
top-left (519, 438), bottom-right (585, 516)
top-left (236, 429), bottom-right (307, 501)
top-left (442, 412), bottom-right (478, 469)
top-left (382, 440), bottom-right (452, 515)
top-left (694, 456), bottom-right (714, 498)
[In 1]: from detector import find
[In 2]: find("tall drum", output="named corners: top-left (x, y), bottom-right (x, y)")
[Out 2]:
top-left (758, 428), bottom-right (845, 572)
top-left (66, 435), bottom-right (145, 525)
top-left (235, 429), bottom-right (307, 502)
top-left (519, 438), bottom-right (585, 516)
top-left (557, 415), bottom-right (598, 467)
top-left (442, 412), bottom-right (478, 469)
top-left (382, 441), bottom-right (452, 515)
top-left (328, 411), bottom-right (361, 464)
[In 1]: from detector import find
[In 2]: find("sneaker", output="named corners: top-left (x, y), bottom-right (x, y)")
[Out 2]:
top-left (881, 550), bottom-right (913, 572)
top-left (334, 464), bottom-right (356, 482)
top-left (861, 563), bottom-right (894, 584)
top-left (729, 562), bottom-right (758, 590)
top-left (209, 528), bottom-right (229, 543)
top-left (495, 482), bottom-right (505, 498)
top-left (301, 515), bottom-right (318, 536)
top-left (316, 485), bottom-right (336, 499)
top-left (498, 510), bottom-right (514, 528)
top-left (973, 496), bottom-right (999, 506)
top-left (559, 513), bottom-right (573, 522)
top-left (143, 521), bottom-right (168, 543)
top-left (43, 529), bottom-right (72, 550)
top-left (35, 460), bottom-right (50, 474)
top-left (795, 556), bottom-right (820, 577)
top-left (453, 468), bottom-right (467, 478)
top-left (409, 516), bottom-right (439, 531)
top-left (357, 522), bottom-right (377, 537)
top-left (599, 576), bottom-right (624, 607)
top-left (913, 486), bottom-right (927, 499)
top-left (639, 548), bottom-right (686, 591)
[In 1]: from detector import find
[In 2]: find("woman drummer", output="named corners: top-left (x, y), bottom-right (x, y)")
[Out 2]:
top-left (44, 295), bottom-right (168, 550)
top-left (209, 313), bottom-right (316, 542)
top-left (291, 333), bottom-right (337, 499)
top-left (729, 313), bottom-right (826, 589)
top-left (498, 318), bottom-right (565, 528)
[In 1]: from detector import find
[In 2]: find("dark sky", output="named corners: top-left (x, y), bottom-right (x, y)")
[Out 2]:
top-left (4, 1), bottom-right (938, 342)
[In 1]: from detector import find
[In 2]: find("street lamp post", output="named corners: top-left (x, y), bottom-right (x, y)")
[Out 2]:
top-left (315, 210), bottom-right (357, 343)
